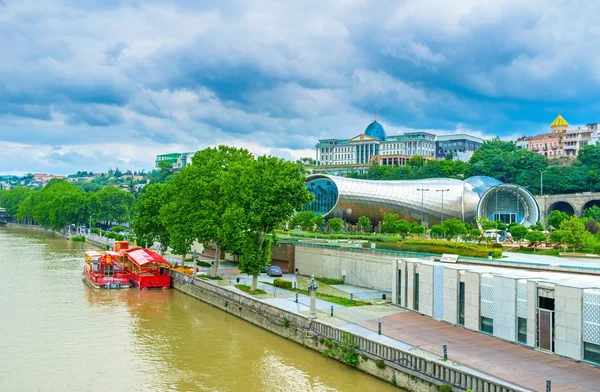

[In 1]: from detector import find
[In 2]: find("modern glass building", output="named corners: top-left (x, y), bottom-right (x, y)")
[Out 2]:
top-left (303, 174), bottom-right (540, 226)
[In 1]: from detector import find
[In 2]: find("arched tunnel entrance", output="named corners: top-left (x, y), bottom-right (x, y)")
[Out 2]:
top-left (547, 201), bottom-right (575, 215)
top-left (582, 200), bottom-right (600, 216)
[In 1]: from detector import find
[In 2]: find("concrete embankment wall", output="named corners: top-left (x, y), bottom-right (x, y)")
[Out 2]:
top-left (294, 243), bottom-right (395, 291)
top-left (171, 270), bottom-right (525, 392)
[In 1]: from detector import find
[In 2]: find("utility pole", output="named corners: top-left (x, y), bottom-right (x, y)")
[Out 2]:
top-left (416, 188), bottom-right (430, 227)
top-left (436, 189), bottom-right (450, 223)
top-left (539, 169), bottom-right (547, 196)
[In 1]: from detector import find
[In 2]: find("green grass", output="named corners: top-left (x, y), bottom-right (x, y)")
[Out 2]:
top-left (196, 260), bottom-right (212, 268)
top-left (506, 247), bottom-right (561, 256)
top-left (262, 281), bottom-right (371, 307)
top-left (199, 275), bottom-right (222, 280)
top-left (234, 284), bottom-right (267, 295)
top-left (315, 277), bottom-right (345, 285)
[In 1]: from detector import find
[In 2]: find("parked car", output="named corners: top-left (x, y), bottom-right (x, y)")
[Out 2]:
top-left (261, 265), bottom-right (271, 273)
top-left (266, 266), bottom-right (283, 277)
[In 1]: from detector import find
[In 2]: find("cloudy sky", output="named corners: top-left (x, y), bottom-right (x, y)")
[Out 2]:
top-left (1, 0), bottom-right (599, 175)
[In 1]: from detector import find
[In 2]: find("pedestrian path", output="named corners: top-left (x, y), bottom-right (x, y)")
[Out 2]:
top-left (360, 312), bottom-right (600, 392)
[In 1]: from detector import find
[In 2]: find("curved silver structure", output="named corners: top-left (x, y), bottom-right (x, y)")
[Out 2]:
top-left (304, 174), bottom-right (540, 226)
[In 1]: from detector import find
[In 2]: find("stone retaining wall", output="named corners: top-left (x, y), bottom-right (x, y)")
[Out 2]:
top-left (171, 270), bottom-right (528, 392)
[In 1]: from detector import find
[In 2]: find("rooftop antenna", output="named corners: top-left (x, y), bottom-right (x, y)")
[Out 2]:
top-left (374, 111), bottom-right (379, 122)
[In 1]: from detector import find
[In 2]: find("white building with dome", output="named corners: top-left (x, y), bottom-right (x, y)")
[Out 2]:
top-left (314, 120), bottom-right (436, 174)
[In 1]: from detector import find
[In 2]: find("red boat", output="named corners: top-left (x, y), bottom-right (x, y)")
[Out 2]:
top-left (82, 250), bottom-right (131, 289)
top-left (82, 241), bottom-right (172, 290)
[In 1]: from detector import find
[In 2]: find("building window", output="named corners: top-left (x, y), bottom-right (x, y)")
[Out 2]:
top-left (517, 317), bottom-right (527, 344)
top-left (480, 316), bottom-right (493, 334)
top-left (584, 342), bottom-right (600, 365)
top-left (397, 270), bottom-right (402, 305)
top-left (458, 282), bottom-right (465, 326)
top-left (414, 273), bottom-right (420, 311)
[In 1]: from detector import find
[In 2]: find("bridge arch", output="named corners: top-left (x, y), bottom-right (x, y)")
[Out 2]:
top-left (547, 201), bottom-right (575, 216)
top-left (582, 199), bottom-right (600, 214)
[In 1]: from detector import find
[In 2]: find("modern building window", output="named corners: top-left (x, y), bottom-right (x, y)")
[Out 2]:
top-left (414, 273), bottom-right (420, 311)
top-left (397, 270), bottom-right (402, 305)
top-left (480, 316), bottom-right (493, 334)
top-left (517, 317), bottom-right (527, 344)
top-left (458, 282), bottom-right (465, 326)
top-left (584, 342), bottom-right (600, 365)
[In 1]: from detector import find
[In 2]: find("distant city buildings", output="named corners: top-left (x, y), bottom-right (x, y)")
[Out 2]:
top-left (314, 119), bottom-right (481, 175)
top-left (516, 115), bottom-right (599, 158)
top-left (435, 134), bottom-right (484, 161)
top-left (155, 152), bottom-right (194, 172)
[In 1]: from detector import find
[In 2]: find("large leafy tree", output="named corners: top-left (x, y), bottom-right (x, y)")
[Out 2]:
top-left (381, 213), bottom-right (399, 234)
top-left (97, 186), bottom-right (135, 226)
top-left (560, 216), bottom-right (593, 251)
top-left (166, 146), bottom-right (254, 276)
top-left (232, 155), bottom-right (313, 290)
top-left (132, 183), bottom-right (170, 254)
top-left (546, 210), bottom-right (569, 230)
top-left (525, 231), bottom-right (547, 250)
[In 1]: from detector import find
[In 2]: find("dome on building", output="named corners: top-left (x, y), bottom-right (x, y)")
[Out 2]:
top-left (364, 121), bottom-right (386, 140)
top-left (551, 114), bottom-right (569, 128)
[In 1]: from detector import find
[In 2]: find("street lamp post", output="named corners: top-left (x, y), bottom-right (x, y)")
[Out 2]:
top-left (416, 188), bottom-right (430, 227)
top-left (436, 189), bottom-right (450, 223)
top-left (308, 275), bottom-right (319, 319)
top-left (539, 169), bottom-right (547, 196)
top-left (88, 214), bottom-right (94, 235)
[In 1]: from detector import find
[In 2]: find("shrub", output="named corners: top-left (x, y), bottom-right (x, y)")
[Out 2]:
top-left (438, 385), bottom-right (452, 392)
top-left (71, 235), bottom-right (86, 242)
top-left (363, 240), bottom-right (502, 258)
top-left (90, 228), bottom-right (100, 235)
top-left (114, 234), bottom-right (125, 241)
top-left (374, 359), bottom-right (385, 369)
top-left (106, 232), bottom-right (117, 239)
top-left (197, 260), bottom-right (212, 268)
top-left (273, 278), bottom-right (293, 290)
top-left (283, 316), bottom-right (290, 328)
top-left (318, 337), bottom-right (325, 344)
top-left (361, 354), bottom-right (368, 361)
top-left (112, 225), bottom-right (125, 232)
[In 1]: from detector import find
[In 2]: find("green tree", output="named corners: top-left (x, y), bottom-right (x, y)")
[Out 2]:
top-left (357, 216), bottom-right (371, 233)
top-left (550, 229), bottom-right (563, 245)
top-left (509, 224), bottom-right (529, 245)
top-left (381, 213), bottom-right (399, 234)
top-left (560, 216), bottom-right (592, 251)
top-left (150, 161), bottom-right (175, 184)
top-left (232, 154), bottom-right (313, 290)
top-left (546, 210), bottom-right (569, 230)
top-left (328, 217), bottom-right (344, 233)
top-left (442, 218), bottom-right (467, 240)
top-left (291, 211), bottom-right (316, 231)
top-left (525, 231), bottom-right (547, 250)
top-left (476, 216), bottom-right (497, 231)
top-left (583, 205), bottom-right (600, 222)
top-left (469, 228), bottom-right (482, 242)
top-left (430, 224), bottom-right (444, 238)
top-left (165, 146), bottom-right (254, 276)
top-left (410, 222), bottom-right (426, 235)
top-left (313, 214), bottom-right (325, 231)
top-left (396, 219), bottom-right (411, 237)
top-left (495, 221), bottom-right (507, 231)
top-left (132, 183), bottom-right (170, 254)
top-left (97, 186), bottom-right (135, 226)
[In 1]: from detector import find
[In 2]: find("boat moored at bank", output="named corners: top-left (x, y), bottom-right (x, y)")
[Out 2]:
top-left (82, 241), bottom-right (172, 290)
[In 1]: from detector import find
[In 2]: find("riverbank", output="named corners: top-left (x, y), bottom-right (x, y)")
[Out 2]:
top-left (171, 270), bottom-right (526, 392)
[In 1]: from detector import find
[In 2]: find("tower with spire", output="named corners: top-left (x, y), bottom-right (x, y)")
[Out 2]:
top-left (550, 114), bottom-right (569, 133)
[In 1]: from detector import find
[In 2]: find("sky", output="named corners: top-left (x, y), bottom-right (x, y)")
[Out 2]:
top-left (1, 0), bottom-right (600, 175)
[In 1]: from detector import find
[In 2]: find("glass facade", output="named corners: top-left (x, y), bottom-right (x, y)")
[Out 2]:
top-left (518, 317), bottom-right (527, 344)
top-left (303, 174), bottom-right (540, 226)
top-left (458, 282), bottom-right (465, 326)
top-left (303, 179), bottom-right (338, 215)
top-left (481, 316), bottom-right (494, 334)
top-left (414, 273), bottom-right (420, 311)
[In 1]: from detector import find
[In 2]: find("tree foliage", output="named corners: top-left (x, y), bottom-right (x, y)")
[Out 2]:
top-left (291, 211), bottom-right (317, 231)
top-left (357, 216), bottom-right (371, 233)
top-left (328, 217), bottom-right (344, 233)
top-left (442, 218), bottom-right (467, 240)
top-left (509, 224), bottom-right (528, 244)
top-left (132, 183), bottom-right (170, 254)
top-left (547, 210), bottom-right (569, 230)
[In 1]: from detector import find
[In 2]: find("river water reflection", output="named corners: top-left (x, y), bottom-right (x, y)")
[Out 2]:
top-left (0, 226), bottom-right (401, 391)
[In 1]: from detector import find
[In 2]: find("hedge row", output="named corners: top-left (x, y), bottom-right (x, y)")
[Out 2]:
top-left (364, 240), bottom-right (502, 258)
top-left (289, 230), bottom-right (400, 243)
top-left (273, 278), bottom-right (293, 290)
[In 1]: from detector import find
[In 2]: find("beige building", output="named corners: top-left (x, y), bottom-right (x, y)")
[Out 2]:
top-left (392, 258), bottom-right (600, 366)
top-left (517, 115), bottom-right (594, 158)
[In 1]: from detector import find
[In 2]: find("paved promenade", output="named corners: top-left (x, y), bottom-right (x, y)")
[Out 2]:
top-left (361, 312), bottom-right (600, 392)
top-left (208, 273), bottom-right (600, 392)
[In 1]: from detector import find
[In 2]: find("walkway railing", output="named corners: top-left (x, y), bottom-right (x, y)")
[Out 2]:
top-left (171, 270), bottom-right (529, 392)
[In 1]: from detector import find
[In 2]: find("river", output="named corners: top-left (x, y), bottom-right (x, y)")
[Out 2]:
top-left (0, 226), bottom-right (401, 392)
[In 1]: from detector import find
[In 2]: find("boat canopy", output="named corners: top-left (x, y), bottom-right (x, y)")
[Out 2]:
top-left (85, 251), bottom-right (102, 258)
top-left (126, 248), bottom-right (171, 268)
